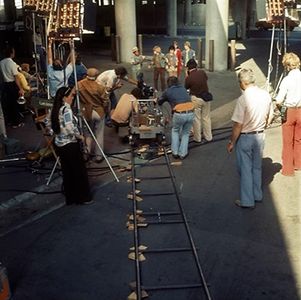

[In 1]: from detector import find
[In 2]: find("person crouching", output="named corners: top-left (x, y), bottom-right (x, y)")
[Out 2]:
top-left (158, 76), bottom-right (194, 159)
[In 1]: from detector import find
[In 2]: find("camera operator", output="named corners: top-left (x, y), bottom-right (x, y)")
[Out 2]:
top-left (111, 87), bottom-right (143, 127)
top-left (47, 39), bottom-right (73, 98)
top-left (158, 76), bottom-right (194, 160)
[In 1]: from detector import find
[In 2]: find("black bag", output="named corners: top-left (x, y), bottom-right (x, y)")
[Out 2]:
top-left (200, 91), bottom-right (213, 102)
top-left (280, 105), bottom-right (288, 123)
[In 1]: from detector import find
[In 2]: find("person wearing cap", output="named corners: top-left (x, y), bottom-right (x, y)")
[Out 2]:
top-left (150, 45), bottom-right (166, 92)
top-left (182, 41), bottom-right (196, 69)
top-left (131, 46), bottom-right (145, 80)
top-left (78, 68), bottom-right (110, 163)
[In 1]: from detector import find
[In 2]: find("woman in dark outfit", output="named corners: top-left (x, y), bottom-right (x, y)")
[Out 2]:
top-left (51, 86), bottom-right (92, 205)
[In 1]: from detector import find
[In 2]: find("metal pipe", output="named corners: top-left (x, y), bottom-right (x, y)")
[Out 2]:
top-left (266, 24), bottom-right (275, 91)
top-left (209, 40), bottom-right (214, 72)
top-left (32, 13), bottom-right (39, 92)
top-left (131, 150), bottom-right (142, 300)
top-left (138, 34), bottom-right (143, 55)
top-left (111, 33), bottom-right (116, 61)
top-left (115, 35), bottom-right (121, 64)
top-left (230, 39), bottom-right (236, 71)
top-left (197, 38), bottom-right (202, 68)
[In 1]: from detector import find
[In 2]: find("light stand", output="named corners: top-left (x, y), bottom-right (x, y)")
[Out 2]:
top-left (46, 1), bottom-right (119, 183)
top-left (265, 0), bottom-right (295, 92)
top-left (69, 39), bottom-right (119, 183)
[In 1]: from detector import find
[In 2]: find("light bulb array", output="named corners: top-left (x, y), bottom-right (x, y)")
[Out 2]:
top-left (48, 1), bottom-right (82, 40)
top-left (23, 0), bottom-right (55, 16)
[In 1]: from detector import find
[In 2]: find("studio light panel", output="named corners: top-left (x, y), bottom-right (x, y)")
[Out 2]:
top-left (36, 0), bottom-right (55, 15)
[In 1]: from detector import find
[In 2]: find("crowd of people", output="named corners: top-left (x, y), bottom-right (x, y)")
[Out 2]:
top-left (1, 38), bottom-right (300, 207)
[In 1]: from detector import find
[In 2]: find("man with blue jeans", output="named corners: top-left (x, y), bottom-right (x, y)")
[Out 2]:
top-left (227, 69), bottom-right (273, 208)
top-left (158, 76), bottom-right (194, 159)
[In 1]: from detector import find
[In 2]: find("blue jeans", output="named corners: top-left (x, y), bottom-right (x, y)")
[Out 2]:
top-left (236, 133), bottom-right (265, 207)
top-left (171, 112), bottom-right (194, 157)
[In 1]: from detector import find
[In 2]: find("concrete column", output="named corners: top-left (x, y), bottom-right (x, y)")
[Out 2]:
top-left (167, 0), bottom-right (177, 37)
top-left (205, 0), bottom-right (229, 71)
top-left (114, 0), bottom-right (137, 63)
top-left (185, 0), bottom-right (192, 26)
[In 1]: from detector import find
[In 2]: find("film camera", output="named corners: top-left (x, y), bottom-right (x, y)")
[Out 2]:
top-left (137, 73), bottom-right (155, 99)
top-left (129, 74), bottom-right (165, 146)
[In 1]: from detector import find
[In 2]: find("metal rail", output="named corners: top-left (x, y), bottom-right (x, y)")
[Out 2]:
top-left (128, 144), bottom-right (212, 300)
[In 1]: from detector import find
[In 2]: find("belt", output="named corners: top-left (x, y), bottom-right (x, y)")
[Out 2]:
top-left (241, 130), bottom-right (264, 135)
top-left (174, 110), bottom-right (194, 114)
top-left (287, 106), bottom-right (301, 109)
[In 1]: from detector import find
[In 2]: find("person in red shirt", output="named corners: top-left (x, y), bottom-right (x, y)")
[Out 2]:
top-left (173, 41), bottom-right (183, 78)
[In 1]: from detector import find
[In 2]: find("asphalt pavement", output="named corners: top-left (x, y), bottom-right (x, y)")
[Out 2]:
top-left (0, 33), bottom-right (300, 300)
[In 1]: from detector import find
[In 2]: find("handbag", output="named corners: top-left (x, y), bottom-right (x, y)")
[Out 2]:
top-left (280, 105), bottom-right (288, 123)
top-left (200, 91), bottom-right (213, 102)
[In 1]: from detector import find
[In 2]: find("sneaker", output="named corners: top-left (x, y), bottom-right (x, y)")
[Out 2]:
top-left (12, 122), bottom-right (24, 129)
top-left (179, 153), bottom-right (189, 160)
top-left (81, 200), bottom-right (94, 205)
top-left (94, 156), bottom-right (104, 164)
top-left (234, 199), bottom-right (255, 209)
top-left (172, 153), bottom-right (179, 159)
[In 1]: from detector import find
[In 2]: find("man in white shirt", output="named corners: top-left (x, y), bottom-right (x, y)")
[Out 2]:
top-left (96, 66), bottom-right (136, 126)
top-left (227, 69), bottom-right (273, 209)
top-left (0, 46), bottom-right (24, 128)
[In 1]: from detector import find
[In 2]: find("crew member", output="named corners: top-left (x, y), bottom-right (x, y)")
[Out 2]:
top-left (0, 45), bottom-right (24, 128)
top-left (78, 68), bottom-right (109, 163)
top-left (185, 58), bottom-right (212, 143)
top-left (158, 76), bottom-right (194, 160)
top-left (47, 39), bottom-right (73, 98)
top-left (96, 66), bottom-right (136, 113)
top-left (50, 86), bottom-right (92, 205)
top-left (227, 69), bottom-right (273, 209)
top-left (111, 88), bottom-right (143, 126)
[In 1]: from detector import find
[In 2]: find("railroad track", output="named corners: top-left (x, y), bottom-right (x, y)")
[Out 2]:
top-left (126, 142), bottom-right (212, 300)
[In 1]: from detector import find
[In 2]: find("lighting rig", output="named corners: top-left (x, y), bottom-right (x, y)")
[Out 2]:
top-left (46, 0), bottom-right (119, 182)
top-left (23, 0), bottom-right (55, 98)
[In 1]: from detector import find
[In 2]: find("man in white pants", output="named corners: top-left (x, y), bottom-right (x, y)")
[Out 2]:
top-left (185, 59), bottom-right (212, 143)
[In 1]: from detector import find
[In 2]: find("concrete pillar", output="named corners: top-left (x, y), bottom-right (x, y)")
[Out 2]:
top-left (185, 0), bottom-right (192, 26)
top-left (205, 0), bottom-right (229, 71)
top-left (114, 0), bottom-right (137, 63)
top-left (167, 0), bottom-right (177, 37)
